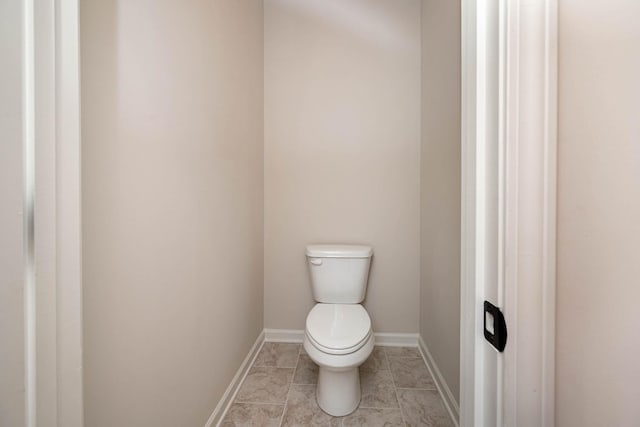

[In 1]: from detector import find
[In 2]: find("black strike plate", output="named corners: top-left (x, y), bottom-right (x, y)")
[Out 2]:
top-left (484, 301), bottom-right (507, 352)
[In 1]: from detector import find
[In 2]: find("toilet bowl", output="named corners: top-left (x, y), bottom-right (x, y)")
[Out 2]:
top-left (304, 244), bottom-right (374, 416)
top-left (303, 303), bottom-right (374, 416)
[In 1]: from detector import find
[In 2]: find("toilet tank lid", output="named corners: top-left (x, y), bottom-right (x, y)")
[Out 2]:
top-left (306, 244), bottom-right (373, 258)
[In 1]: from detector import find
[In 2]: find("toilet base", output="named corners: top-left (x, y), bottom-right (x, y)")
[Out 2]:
top-left (316, 366), bottom-right (361, 416)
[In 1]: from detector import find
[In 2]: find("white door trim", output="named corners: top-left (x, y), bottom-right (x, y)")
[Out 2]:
top-left (502, 0), bottom-right (557, 425)
top-left (460, 0), bottom-right (505, 424)
top-left (33, 0), bottom-right (84, 426)
top-left (55, 1), bottom-right (84, 425)
top-left (460, 0), bottom-right (557, 426)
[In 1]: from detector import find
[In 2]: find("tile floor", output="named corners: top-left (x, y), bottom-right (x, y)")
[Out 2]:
top-left (221, 343), bottom-right (453, 427)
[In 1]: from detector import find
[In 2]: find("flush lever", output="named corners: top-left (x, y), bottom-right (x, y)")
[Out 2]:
top-left (309, 258), bottom-right (323, 266)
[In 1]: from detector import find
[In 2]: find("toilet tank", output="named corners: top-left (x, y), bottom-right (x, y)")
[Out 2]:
top-left (306, 244), bottom-right (373, 303)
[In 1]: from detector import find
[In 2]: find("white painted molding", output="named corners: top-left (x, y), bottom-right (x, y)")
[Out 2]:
top-left (501, 0), bottom-right (557, 426)
top-left (418, 336), bottom-right (460, 427)
top-left (373, 332), bottom-right (419, 347)
top-left (264, 329), bottom-right (419, 347)
top-left (23, 0), bottom-right (37, 425)
top-left (205, 331), bottom-right (265, 427)
top-left (55, 1), bottom-right (84, 426)
top-left (30, 0), bottom-right (85, 425)
top-left (264, 329), bottom-right (305, 343)
top-left (460, 0), bottom-right (557, 425)
top-left (34, 0), bottom-right (59, 424)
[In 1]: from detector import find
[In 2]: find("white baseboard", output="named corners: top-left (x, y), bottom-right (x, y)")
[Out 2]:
top-left (205, 331), bottom-right (265, 427)
top-left (374, 332), bottom-right (419, 347)
top-left (264, 328), bottom-right (305, 343)
top-left (264, 329), bottom-right (419, 348)
top-left (418, 335), bottom-right (460, 427)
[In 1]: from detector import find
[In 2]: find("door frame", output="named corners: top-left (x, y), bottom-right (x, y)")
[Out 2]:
top-left (36, 0), bottom-right (557, 425)
top-left (460, 0), bottom-right (558, 426)
top-left (30, 0), bottom-right (84, 426)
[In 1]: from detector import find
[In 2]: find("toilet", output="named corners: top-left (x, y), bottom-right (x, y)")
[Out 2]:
top-left (303, 244), bottom-right (374, 416)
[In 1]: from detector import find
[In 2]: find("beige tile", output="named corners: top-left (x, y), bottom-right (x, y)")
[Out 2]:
top-left (361, 346), bottom-right (389, 372)
top-left (388, 357), bottom-right (435, 389)
top-left (235, 366), bottom-right (294, 404)
top-left (220, 402), bottom-right (284, 426)
top-left (342, 407), bottom-right (404, 426)
top-left (360, 369), bottom-right (399, 409)
top-left (293, 353), bottom-right (318, 384)
top-left (281, 384), bottom-right (342, 426)
top-left (397, 389), bottom-right (453, 427)
top-left (254, 342), bottom-right (301, 368)
top-left (384, 346), bottom-right (421, 358)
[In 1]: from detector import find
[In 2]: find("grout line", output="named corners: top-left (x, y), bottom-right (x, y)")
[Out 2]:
top-left (384, 351), bottom-right (422, 360)
top-left (357, 406), bottom-right (404, 411)
top-left (291, 343), bottom-right (303, 384)
top-left (291, 343), bottom-right (318, 386)
top-left (395, 387), bottom-right (439, 391)
top-left (386, 356), bottom-right (422, 359)
top-left (278, 379), bottom-right (294, 427)
top-left (278, 346), bottom-right (301, 427)
top-left (384, 348), bottom-right (408, 427)
top-left (233, 400), bottom-right (287, 406)
top-left (357, 404), bottom-right (403, 409)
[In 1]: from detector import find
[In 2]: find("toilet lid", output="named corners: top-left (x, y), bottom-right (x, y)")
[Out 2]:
top-left (306, 304), bottom-right (371, 351)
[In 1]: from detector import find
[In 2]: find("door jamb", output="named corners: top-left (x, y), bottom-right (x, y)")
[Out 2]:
top-left (33, 0), bottom-right (84, 426)
top-left (460, 0), bottom-right (558, 425)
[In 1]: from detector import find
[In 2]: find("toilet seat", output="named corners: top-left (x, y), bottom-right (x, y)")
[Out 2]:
top-left (305, 303), bottom-right (372, 355)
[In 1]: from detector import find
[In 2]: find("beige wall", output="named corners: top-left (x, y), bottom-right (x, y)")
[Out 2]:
top-left (0, 1), bottom-right (25, 425)
top-left (557, 0), bottom-right (640, 425)
top-left (419, 0), bottom-right (461, 402)
top-left (81, 1), bottom-right (264, 426)
top-left (264, 0), bottom-right (422, 332)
